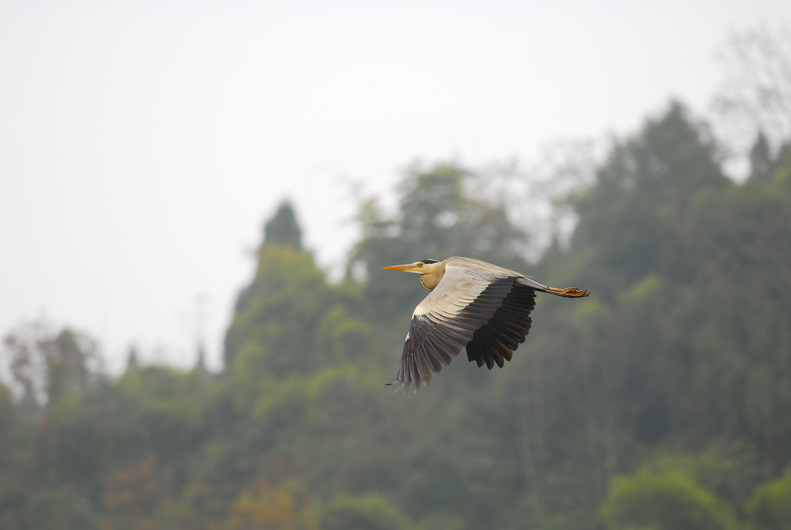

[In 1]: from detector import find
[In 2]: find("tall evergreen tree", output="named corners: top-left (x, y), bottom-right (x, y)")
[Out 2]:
top-left (224, 202), bottom-right (370, 381)
top-left (125, 345), bottom-right (139, 371)
top-left (263, 200), bottom-right (303, 250)
top-left (749, 131), bottom-right (774, 183)
top-left (570, 101), bottom-right (730, 289)
top-left (45, 329), bottom-right (93, 403)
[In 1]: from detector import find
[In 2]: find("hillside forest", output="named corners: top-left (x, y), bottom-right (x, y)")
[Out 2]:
top-left (3, 36), bottom-right (791, 530)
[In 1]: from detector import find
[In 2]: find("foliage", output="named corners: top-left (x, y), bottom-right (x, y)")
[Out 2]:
top-left (223, 244), bottom-right (368, 380)
top-left (319, 494), bottom-right (409, 530)
top-left (213, 480), bottom-right (319, 530)
top-left (0, 482), bottom-right (100, 530)
top-left (265, 200), bottom-right (304, 251)
top-left (2, 322), bottom-right (97, 408)
top-left (601, 467), bottom-right (737, 530)
top-left (570, 101), bottom-right (728, 289)
top-left (746, 468), bottom-right (791, 530)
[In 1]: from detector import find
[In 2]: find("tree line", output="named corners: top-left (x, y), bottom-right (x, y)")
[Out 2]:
top-left (3, 26), bottom-right (791, 530)
top-left (2, 98), bottom-right (791, 529)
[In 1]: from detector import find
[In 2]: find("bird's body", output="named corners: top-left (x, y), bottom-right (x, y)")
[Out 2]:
top-left (384, 257), bottom-right (589, 392)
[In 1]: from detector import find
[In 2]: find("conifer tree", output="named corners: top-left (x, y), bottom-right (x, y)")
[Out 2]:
top-left (264, 201), bottom-right (303, 250)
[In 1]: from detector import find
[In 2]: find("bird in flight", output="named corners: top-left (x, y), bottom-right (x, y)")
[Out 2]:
top-left (384, 257), bottom-right (589, 392)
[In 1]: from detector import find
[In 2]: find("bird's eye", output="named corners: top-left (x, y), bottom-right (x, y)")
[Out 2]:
top-left (416, 262), bottom-right (423, 268)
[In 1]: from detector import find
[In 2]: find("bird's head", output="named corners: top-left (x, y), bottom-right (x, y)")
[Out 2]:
top-left (383, 258), bottom-right (441, 275)
top-left (384, 259), bottom-right (444, 290)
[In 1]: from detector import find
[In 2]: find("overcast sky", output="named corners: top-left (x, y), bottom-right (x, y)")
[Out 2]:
top-left (1, 0), bottom-right (789, 373)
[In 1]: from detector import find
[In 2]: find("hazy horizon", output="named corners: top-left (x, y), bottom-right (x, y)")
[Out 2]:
top-left (2, 0), bottom-right (789, 373)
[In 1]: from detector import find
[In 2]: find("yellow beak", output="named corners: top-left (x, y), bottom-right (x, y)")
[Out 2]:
top-left (383, 263), bottom-right (417, 272)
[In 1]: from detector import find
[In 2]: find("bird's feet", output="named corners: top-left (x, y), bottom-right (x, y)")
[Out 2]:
top-left (545, 286), bottom-right (590, 298)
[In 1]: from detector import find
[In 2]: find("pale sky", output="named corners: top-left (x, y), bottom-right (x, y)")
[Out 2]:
top-left (1, 0), bottom-right (789, 373)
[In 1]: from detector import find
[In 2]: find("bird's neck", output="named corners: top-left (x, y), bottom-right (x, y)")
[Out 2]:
top-left (420, 272), bottom-right (442, 291)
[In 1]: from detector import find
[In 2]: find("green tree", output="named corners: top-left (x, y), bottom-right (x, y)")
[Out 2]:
top-left (671, 184), bottom-right (791, 470)
top-left (264, 200), bottom-right (303, 250)
top-left (320, 494), bottom-right (410, 530)
top-left (0, 486), bottom-right (100, 530)
top-left (749, 131), bottom-right (774, 183)
top-left (224, 244), bottom-right (335, 380)
top-left (44, 329), bottom-right (96, 403)
top-left (510, 100), bottom-right (791, 527)
top-left (601, 468), bottom-right (738, 530)
top-left (2, 322), bottom-right (96, 406)
top-left (570, 101), bottom-right (729, 290)
top-left (224, 202), bottom-right (369, 377)
top-left (214, 480), bottom-right (318, 530)
top-left (125, 345), bottom-right (139, 371)
top-left (746, 468), bottom-right (791, 530)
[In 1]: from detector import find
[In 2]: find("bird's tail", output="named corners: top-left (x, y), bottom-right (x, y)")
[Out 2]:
top-left (543, 286), bottom-right (590, 298)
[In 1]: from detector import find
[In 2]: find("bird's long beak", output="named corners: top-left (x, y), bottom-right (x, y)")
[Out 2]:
top-left (384, 263), bottom-right (417, 272)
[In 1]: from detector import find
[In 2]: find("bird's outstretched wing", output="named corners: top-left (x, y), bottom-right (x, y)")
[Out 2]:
top-left (390, 266), bottom-right (520, 393)
top-left (465, 280), bottom-right (536, 369)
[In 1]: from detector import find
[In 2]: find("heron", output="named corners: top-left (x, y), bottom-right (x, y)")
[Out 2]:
top-left (384, 257), bottom-right (589, 392)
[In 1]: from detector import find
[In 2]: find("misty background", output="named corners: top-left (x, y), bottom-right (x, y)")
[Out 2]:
top-left (3, 3), bottom-right (791, 529)
top-left (3, 0), bottom-right (789, 372)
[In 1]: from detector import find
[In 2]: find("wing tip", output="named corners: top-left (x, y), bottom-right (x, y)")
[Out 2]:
top-left (386, 378), bottom-right (432, 395)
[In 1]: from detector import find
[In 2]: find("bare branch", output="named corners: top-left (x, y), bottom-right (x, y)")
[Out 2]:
top-left (712, 25), bottom-right (791, 156)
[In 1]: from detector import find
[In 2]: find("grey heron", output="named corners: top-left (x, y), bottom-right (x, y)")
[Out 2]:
top-left (384, 257), bottom-right (589, 392)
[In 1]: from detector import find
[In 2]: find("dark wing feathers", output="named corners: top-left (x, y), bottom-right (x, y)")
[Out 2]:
top-left (390, 260), bottom-right (547, 393)
top-left (465, 285), bottom-right (536, 370)
top-left (393, 274), bottom-right (526, 393)
top-left (392, 276), bottom-right (539, 392)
